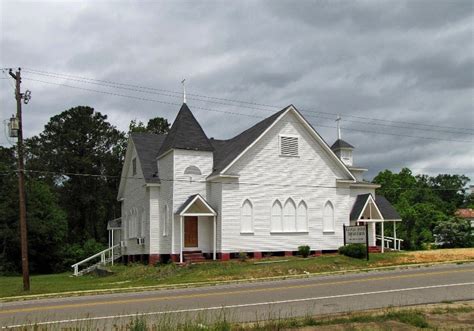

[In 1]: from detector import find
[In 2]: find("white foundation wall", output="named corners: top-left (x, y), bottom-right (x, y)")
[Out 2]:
top-left (219, 111), bottom-right (369, 252)
top-left (172, 149), bottom-right (214, 254)
top-left (121, 141), bottom-right (148, 256)
top-left (157, 152), bottom-right (174, 254)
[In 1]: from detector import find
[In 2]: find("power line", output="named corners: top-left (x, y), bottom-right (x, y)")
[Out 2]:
top-left (21, 70), bottom-right (474, 137)
top-left (22, 77), bottom-right (473, 143)
top-left (2, 168), bottom-right (470, 191)
top-left (22, 67), bottom-right (474, 134)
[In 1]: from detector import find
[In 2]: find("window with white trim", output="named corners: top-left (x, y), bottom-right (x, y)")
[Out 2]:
top-left (241, 199), bottom-right (253, 233)
top-left (297, 201), bottom-right (308, 232)
top-left (132, 158), bottom-right (137, 176)
top-left (271, 200), bottom-right (283, 232)
top-left (163, 204), bottom-right (169, 236)
top-left (323, 201), bottom-right (335, 232)
top-left (184, 165), bottom-right (202, 175)
top-left (283, 198), bottom-right (297, 232)
top-left (280, 135), bottom-right (299, 156)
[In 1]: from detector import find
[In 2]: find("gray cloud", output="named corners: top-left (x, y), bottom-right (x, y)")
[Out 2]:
top-left (1, 0), bottom-right (472, 182)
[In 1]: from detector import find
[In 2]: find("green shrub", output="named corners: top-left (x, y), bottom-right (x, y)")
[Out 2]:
top-left (298, 245), bottom-right (311, 258)
top-left (433, 217), bottom-right (473, 248)
top-left (338, 244), bottom-right (367, 259)
top-left (238, 251), bottom-right (248, 261)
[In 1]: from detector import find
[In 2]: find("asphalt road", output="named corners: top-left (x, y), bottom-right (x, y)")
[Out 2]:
top-left (1, 263), bottom-right (473, 329)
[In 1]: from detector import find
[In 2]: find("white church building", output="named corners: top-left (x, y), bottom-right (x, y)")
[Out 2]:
top-left (114, 102), bottom-right (402, 264)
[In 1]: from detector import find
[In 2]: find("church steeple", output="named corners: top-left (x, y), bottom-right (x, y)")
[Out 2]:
top-left (331, 115), bottom-right (354, 166)
top-left (157, 103), bottom-right (213, 158)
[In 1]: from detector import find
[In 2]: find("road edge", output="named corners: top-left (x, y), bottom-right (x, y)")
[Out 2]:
top-left (1, 259), bottom-right (472, 303)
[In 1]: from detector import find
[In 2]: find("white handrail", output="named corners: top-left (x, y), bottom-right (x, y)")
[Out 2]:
top-left (376, 235), bottom-right (404, 251)
top-left (71, 244), bottom-right (120, 276)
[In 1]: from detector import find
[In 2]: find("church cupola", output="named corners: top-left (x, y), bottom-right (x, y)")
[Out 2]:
top-left (330, 115), bottom-right (354, 166)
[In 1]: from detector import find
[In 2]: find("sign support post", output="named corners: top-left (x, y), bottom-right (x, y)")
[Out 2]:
top-left (365, 223), bottom-right (369, 261)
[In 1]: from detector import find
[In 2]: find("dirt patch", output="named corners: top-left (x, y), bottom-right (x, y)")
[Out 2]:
top-left (293, 321), bottom-right (414, 330)
top-left (377, 248), bottom-right (474, 266)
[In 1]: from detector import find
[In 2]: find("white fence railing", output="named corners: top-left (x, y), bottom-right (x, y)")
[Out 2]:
top-left (71, 244), bottom-right (120, 276)
top-left (376, 235), bottom-right (404, 251)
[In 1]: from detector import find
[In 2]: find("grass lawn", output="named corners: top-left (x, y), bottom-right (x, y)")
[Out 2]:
top-left (0, 248), bottom-right (472, 299)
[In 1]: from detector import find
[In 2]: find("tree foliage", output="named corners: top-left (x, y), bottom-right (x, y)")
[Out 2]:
top-left (129, 117), bottom-right (170, 134)
top-left (0, 146), bottom-right (68, 274)
top-left (26, 106), bottom-right (126, 244)
top-left (374, 168), bottom-right (472, 250)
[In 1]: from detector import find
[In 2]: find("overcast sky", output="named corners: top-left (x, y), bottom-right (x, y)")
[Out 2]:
top-left (1, 0), bottom-right (473, 181)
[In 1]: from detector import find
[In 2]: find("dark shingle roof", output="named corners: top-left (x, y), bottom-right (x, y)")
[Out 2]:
top-left (375, 195), bottom-right (401, 220)
top-left (350, 193), bottom-right (401, 221)
top-left (331, 139), bottom-right (354, 150)
top-left (131, 132), bottom-right (166, 183)
top-left (209, 107), bottom-right (289, 176)
top-left (350, 193), bottom-right (371, 221)
top-left (158, 103), bottom-right (213, 157)
top-left (175, 194), bottom-right (217, 215)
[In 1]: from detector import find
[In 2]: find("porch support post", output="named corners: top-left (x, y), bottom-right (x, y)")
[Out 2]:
top-left (213, 215), bottom-right (216, 260)
top-left (393, 222), bottom-right (397, 250)
top-left (381, 221), bottom-right (385, 253)
top-left (180, 216), bottom-right (184, 263)
top-left (111, 230), bottom-right (114, 265)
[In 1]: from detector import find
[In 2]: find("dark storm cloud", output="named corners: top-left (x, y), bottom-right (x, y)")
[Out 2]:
top-left (0, 0), bottom-right (472, 181)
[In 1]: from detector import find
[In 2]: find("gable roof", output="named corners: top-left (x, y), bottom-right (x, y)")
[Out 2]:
top-left (350, 193), bottom-right (401, 221)
top-left (131, 132), bottom-right (166, 183)
top-left (175, 194), bottom-right (217, 216)
top-left (331, 139), bottom-right (354, 150)
top-left (350, 193), bottom-right (371, 221)
top-left (375, 195), bottom-right (401, 220)
top-left (158, 103), bottom-right (213, 157)
top-left (210, 105), bottom-right (356, 181)
top-left (209, 107), bottom-right (289, 176)
top-left (455, 208), bottom-right (474, 219)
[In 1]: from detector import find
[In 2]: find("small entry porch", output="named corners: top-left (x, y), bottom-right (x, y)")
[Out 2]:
top-left (176, 194), bottom-right (217, 263)
top-left (350, 194), bottom-right (403, 252)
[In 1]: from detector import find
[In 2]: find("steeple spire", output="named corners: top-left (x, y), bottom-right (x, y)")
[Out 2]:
top-left (181, 79), bottom-right (187, 104)
top-left (336, 114), bottom-right (341, 140)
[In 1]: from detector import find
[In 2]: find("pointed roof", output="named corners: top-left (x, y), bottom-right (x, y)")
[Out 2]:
top-left (331, 139), bottom-right (354, 150)
top-left (350, 194), bottom-right (401, 221)
top-left (131, 133), bottom-right (166, 183)
top-left (158, 103), bottom-right (213, 157)
top-left (209, 107), bottom-right (289, 176)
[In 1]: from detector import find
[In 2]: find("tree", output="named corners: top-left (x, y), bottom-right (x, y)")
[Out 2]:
top-left (129, 117), bottom-right (170, 134)
top-left (26, 106), bottom-right (126, 244)
top-left (433, 217), bottom-right (473, 248)
top-left (0, 146), bottom-right (68, 274)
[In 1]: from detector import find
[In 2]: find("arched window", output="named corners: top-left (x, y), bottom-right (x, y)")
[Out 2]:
top-left (297, 201), bottom-right (308, 232)
top-left (323, 201), bottom-right (335, 232)
top-left (241, 199), bottom-right (253, 233)
top-left (271, 200), bottom-right (283, 232)
top-left (283, 198), bottom-right (297, 232)
top-left (184, 165), bottom-right (202, 175)
top-left (163, 204), bottom-right (169, 236)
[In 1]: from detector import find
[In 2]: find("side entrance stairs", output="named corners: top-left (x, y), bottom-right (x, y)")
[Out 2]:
top-left (183, 250), bottom-right (206, 263)
top-left (72, 244), bottom-right (121, 276)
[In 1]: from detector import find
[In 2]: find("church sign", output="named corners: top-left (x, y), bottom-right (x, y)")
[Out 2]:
top-left (343, 224), bottom-right (369, 260)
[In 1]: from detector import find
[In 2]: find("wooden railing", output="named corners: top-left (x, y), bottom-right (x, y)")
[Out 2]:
top-left (376, 235), bottom-right (404, 251)
top-left (71, 244), bottom-right (120, 276)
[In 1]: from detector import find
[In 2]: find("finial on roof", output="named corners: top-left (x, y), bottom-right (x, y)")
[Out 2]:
top-left (181, 79), bottom-right (187, 104)
top-left (336, 114), bottom-right (341, 140)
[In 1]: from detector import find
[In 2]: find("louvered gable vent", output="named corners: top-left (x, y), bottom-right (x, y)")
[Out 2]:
top-left (280, 135), bottom-right (299, 156)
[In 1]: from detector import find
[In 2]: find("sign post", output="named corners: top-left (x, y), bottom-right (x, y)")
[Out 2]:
top-left (343, 224), bottom-right (369, 261)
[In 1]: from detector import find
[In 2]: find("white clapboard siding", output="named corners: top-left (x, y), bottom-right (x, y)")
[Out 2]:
top-left (157, 151), bottom-right (174, 254)
top-left (121, 140), bottom-right (148, 256)
top-left (218, 111), bottom-right (372, 252)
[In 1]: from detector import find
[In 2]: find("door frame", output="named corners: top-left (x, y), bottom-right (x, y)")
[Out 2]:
top-left (184, 216), bottom-right (199, 248)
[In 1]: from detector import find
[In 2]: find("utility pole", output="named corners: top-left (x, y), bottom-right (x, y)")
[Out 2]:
top-left (9, 67), bottom-right (30, 291)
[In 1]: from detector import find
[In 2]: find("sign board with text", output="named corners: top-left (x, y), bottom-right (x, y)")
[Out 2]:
top-left (344, 225), bottom-right (367, 244)
top-left (343, 224), bottom-right (369, 260)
